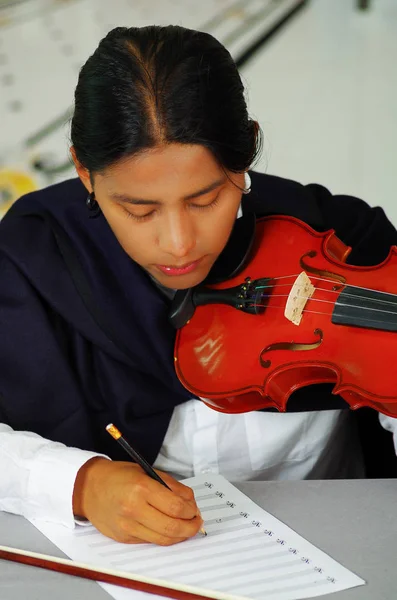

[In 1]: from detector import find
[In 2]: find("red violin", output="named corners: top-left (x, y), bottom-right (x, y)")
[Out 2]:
top-left (172, 215), bottom-right (397, 418)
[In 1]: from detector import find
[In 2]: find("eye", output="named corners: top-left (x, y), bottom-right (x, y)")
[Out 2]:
top-left (190, 194), bottom-right (220, 211)
top-left (122, 207), bottom-right (156, 222)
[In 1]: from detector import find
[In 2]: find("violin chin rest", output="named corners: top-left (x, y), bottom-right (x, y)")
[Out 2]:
top-left (205, 211), bottom-right (256, 284)
top-left (169, 288), bottom-right (195, 329)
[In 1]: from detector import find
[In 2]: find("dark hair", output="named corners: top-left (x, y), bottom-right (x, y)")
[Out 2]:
top-left (71, 25), bottom-right (262, 175)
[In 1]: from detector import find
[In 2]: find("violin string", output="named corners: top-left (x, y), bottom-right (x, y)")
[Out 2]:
top-left (260, 285), bottom-right (397, 308)
top-left (254, 276), bottom-right (397, 311)
top-left (257, 274), bottom-right (397, 300)
top-left (251, 303), bottom-right (397, 326)
top-left (252, 293), bottom-right (397, 317)
top-left (252, 304), bottom-right (332, 316)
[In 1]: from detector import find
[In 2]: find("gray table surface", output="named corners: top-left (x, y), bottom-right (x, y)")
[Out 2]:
top-left (0, 479), bottom-right (396, 600)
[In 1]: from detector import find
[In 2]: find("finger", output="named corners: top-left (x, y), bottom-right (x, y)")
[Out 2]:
top-left (159, 478), bottom-right (203, 520)
top-left (147, 486), bottom-right (199, 520)
top-left (159, 476), bottom-right (197, 503)
top-left (137, 502), bottom-right (203, 539)
top-left (133, 476), bottom-right (199, 520)
top-left (119, 509), bottom-right (203, 545)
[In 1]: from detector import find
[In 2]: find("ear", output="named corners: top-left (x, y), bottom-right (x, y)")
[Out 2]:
top-left (70, 146), bottom-right (92, 193)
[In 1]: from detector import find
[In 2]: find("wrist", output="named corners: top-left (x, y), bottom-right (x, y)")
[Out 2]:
top-left (72, 456), bottom-right (109, 518)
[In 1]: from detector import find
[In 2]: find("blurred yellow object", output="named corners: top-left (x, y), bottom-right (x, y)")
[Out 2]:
top-left (0, 169), bottom-right (38, 219)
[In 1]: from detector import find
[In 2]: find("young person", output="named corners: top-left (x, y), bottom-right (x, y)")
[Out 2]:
top-left (0, 25), bottom-right (396, 547)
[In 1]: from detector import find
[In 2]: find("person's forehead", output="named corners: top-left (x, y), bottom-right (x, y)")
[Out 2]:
top-left (98, 144), bottom-right (223, 194)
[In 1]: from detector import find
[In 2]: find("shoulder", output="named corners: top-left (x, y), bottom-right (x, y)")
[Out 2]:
top-left (2, 177), bottom-right (86, 219)
top-left (247, 170), bottom-right (397, 265)
top-left (247, 170), bottom-right (369, 229)
top-left (0, 177), bottom-right (87, 252)
top-left (0, 178), bottom-right (94, 288)
top-left (247, 169), bottom-right (377, 231)
top-left (246, 170), bottom-right (327, 229)
top-left (249, 170), bottom-right (306, 197)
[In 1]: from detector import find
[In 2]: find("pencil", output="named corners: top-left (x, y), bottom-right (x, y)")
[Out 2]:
top-left (106, 423), bottom-right (206, 537)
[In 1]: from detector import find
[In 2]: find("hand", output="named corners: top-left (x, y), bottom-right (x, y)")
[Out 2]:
top-left (73, 457), bottom-right (203, 545)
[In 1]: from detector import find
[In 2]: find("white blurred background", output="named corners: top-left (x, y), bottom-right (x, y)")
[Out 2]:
top-left (0, 0), bottom-right (396, 222)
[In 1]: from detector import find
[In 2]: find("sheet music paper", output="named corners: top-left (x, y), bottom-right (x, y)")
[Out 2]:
top-left (30, 474), bottom-right (365, 600)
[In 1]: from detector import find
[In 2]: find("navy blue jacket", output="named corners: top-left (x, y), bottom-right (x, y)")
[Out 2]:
top-left (0, 171), bottom-right (396, 474)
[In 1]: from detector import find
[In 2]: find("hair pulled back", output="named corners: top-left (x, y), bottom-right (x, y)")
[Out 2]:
top-left (71, 25), bottom-right (262, 174)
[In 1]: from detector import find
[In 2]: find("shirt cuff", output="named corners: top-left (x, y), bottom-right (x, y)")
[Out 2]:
top-left (27, 445), bottom-right (109, 528)
top-left (379, 413), bottom-right (397, 454)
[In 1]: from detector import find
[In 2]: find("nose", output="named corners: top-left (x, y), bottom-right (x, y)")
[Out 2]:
top-left (158, 210), bottom-right (196, 258)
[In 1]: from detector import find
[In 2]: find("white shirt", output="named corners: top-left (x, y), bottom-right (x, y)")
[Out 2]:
top-left (153, 400), bottom-right (366, 481)
top-left (1, 405), bottom-right (396, 529)
top-left (0, 424), bottom-right (105, 528)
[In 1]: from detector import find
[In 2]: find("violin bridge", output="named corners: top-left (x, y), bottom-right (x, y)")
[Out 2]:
top-left (284, 272), bottom-right (315, 326)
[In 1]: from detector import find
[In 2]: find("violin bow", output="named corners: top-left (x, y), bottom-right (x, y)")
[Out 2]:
top-left (0, 544), bottom-right (228, 600)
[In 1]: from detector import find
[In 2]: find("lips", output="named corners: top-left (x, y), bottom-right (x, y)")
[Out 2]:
top-left (156, 258), bottom-right (203, 276)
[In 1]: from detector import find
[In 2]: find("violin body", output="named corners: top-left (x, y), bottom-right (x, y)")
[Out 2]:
top-left (174, 215), bottom-right (397, 417)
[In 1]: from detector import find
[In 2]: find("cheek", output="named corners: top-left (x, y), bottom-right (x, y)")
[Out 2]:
top-left (120, 227), bottom-right (154, 262)
top-left (189, 200), bottom-right (240, 255)
top-left (211, 202), bottom-right (240, 246)
top-left (103, 211), bottom-right (154, 262)
top-left (212, 223), bottom-right (233, 249)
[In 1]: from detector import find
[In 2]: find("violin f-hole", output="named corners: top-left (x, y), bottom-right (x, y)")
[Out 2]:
top-left (259, 328), bottom-right (323, 368)
top-left (300, 251), bottom-right (346, 289)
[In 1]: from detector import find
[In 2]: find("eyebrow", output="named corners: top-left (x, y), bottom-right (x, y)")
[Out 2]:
top-left (109, 177), bottom-right (226, 205)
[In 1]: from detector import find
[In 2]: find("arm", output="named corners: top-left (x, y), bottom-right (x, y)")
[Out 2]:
top-left (0, 423), bottom-right (106, 527)
top-left (306, 183), bottom-right (397, 470)
top-left (0, 253), bottom-right (202, 542)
